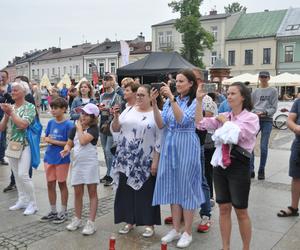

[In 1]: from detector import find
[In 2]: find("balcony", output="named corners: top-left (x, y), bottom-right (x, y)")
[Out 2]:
top-left (158, 41), bottom-right (174, 51)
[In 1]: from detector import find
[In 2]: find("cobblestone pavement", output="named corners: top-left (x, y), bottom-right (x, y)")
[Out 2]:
top-left (0, 195), bottom-right (114, 250)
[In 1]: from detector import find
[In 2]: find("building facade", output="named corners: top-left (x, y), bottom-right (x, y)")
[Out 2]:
top-left (225, 9), bottom-right (287, 76)
top-left (151, 11), bottom-right (241, 70)
top-left (276, 8), bottom-right (300, 74)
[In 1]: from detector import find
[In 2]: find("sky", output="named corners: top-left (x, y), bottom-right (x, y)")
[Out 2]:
top-left (1, 0), bottom-right (300, 69)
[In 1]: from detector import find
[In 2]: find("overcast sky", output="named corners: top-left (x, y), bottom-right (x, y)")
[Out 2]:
top-left (1, 0), bottom-right (299, 68)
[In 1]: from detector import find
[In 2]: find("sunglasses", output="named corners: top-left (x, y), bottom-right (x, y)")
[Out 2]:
top-left (259, 76), bottom-right (269, 79)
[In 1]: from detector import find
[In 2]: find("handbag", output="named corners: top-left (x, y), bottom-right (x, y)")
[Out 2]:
top-left (230, 144), bottom-right (251, 165)
top-left (5, 141), bottom-right (24, 159)
top-left (26, 117), bottom-right (43, 169)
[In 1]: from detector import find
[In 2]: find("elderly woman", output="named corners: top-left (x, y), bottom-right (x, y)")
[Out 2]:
top-left (111, 85), bottom-right (162, 238)
top-left (0, 81), bottom-right (38, 215)
top-left (277, 98), bottom-right (300, 217)
top-left (70, 81), bottom-right (96, 121)
top-left (195, 82), bottom-right (259, 250)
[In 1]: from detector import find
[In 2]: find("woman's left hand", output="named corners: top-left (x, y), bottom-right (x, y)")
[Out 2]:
top-left (150, 163), bottom-right (158, 176)
top-left (216, 114), bottom-right (228, 124)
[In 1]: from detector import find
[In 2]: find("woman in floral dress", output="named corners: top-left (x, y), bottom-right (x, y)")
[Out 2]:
top-left (111, 85), bottom-right (162, 238)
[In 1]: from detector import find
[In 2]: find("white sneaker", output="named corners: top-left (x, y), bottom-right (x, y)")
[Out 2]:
top-left (9, 201), bottom-right (28, 211)
top-left (177, 232), bottom-right (192, 248)
top-left (142, 226), bottom-right (154, 238)
top-left (161, 229), bottom-right (181, 243)
top-left (66, 217), bottom-right (83, 231)
top-left (82, 220), bottom-right (96, 235)
top-left (23, 203), bottom-right (38, 215)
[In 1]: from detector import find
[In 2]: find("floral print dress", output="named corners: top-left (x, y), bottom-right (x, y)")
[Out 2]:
top-left (111, 106), bottom-right (161, 190)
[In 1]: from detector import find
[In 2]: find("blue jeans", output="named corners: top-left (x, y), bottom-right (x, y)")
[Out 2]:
top-left (100, 133), bottom-right (114, 177)
top-left (0, 130), bottom-right (7, 160)
top-left (250, 120), bottom-right (273, 173)
top-left (199, 145), bottom-right (211, 218)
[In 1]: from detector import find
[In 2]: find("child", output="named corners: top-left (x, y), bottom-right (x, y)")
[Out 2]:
top-left (61, 103), bottom-right (100, 235)
top-left (40, 97), bottom-right (74, 223)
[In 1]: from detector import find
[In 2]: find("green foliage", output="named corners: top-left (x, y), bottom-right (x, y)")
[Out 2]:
top-left (169, 0), bottom-right (214, 68)
top-left (224, 2), bottom-right (247, 14)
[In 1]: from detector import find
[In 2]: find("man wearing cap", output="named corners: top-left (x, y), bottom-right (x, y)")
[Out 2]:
top-left (251, 71), bottom-right (278, 180)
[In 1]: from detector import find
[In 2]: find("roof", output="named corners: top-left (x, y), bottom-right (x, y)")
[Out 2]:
top-left (152, 13), bottom-right (231, 27)
top-left (16, 49), bottom-right (49, 64)
top-left (117, 51), bottom-right (196, 76)
top-left (227, 9), bottom-right (287, 40)
top-left (86, 41), bottom-right (120, 55)
top-left (277, 8), bottom-right (300, 37)
top-left (129, 41), bottom-right (152, 55)
top-left (34, 43), bottom-right (98, 61)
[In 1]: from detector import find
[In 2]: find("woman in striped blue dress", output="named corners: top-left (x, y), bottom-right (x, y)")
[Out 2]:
top-left (151, 69), bottom-right (205, 248)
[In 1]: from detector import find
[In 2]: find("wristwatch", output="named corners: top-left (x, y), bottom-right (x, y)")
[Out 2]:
top-left (170, 96), bottom-right (176, 103)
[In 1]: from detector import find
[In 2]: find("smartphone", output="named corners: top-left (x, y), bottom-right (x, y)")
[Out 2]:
top-left (203, 83), bottom-right (216, 93)
top-left (151, 82), bottom-right (164, 91)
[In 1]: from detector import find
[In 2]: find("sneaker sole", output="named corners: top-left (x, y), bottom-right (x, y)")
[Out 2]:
top-left (53, 219), bottom-right (67, 224)
top-left (82, 230), bottom-right (96, 236)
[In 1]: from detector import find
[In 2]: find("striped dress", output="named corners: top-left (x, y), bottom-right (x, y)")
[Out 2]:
top-left (152, 97), bottom-right (205, 210)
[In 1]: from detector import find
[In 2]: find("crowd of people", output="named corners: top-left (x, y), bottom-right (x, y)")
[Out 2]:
top-left (0, 68), bottom-right (300, 249)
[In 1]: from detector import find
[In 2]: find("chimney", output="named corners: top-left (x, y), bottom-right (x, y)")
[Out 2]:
top-left (209, 10), bottom-right (217, 15)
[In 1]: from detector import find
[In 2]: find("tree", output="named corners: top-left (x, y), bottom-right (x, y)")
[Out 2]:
top-left (224, 2), bottom-right (247, 14)
top-left (169, 0), bottom-right (214, 68)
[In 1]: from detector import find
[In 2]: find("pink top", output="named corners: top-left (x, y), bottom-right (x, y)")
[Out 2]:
top-left (197, 110), bottom-right (260, 153)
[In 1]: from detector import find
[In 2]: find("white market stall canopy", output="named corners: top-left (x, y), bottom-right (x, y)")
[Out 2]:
top-left (57, 74), bottom-right (72, 89)
top-left (222, 73), bottom-right (260, 86)
top-left (40, 74), bottom-right (51, 89)
top-left (269, 72), bottom-right (300, 87)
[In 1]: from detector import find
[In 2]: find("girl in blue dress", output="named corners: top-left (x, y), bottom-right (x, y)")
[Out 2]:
top-left (151, 69), bottom-right (205, 248)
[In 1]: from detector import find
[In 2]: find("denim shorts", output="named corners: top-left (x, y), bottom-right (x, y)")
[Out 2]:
top-left (289, 140), bottom-right (300, 178)
top-left (213, 158), bottom-right (251, 209)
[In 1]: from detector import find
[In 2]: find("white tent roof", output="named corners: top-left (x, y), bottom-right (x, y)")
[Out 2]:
top-left (222, 73), bottom-right (259, 86)
top-left (269, 72), bottom-right (300, 86)
top-left (57, 74), bottom-right (72, 89)
top-left (40, 74), bottom-right (51, 89)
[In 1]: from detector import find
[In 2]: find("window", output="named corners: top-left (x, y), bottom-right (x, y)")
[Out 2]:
top-left (75, 65), bottom-right (80, 74)
top-left (69, 66), bottom-right (73, 76)
top-left (286, 24), bottom-right (300, 31)
top-left (211, 51), bottom-right (217, 65)
top-left (285, 45), bottom-right (294, 62)
top-left (110, 62), bottom-right (116, 74)
top-left (37, 69), bottom-right (40, 77)
top-left (63, 66), bottom-right (66, 75)
top-left (228, 50), bottom-right (235, 66)
top-left (52, 68), bottom-right (55, 75)
top-left (245, 49), bottom-right (253, 65)
top-left (263, 48), bottom-right (271, 64)
top-left (58, 67), bottom-right (61, 77)
top-left (42, 69), bottom-right (44, 76)
top-left (211, 26), bottom-right (218, 40)
top-left (158, 32), bottom-right (164, 45)
top-left (99, 62), bottom-right (105, 76)
top-left (32, 69), bottom-right (35, 77)
top-left (166, 31), bottom-right (173, 44)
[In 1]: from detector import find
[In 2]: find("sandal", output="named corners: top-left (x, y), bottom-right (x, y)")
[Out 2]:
top-left (142, 226), bottom-right (154, 238)
top-left (118, 224), bottom-right (134, 234)
top-left (277, 206), bottom-right (299, 217)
